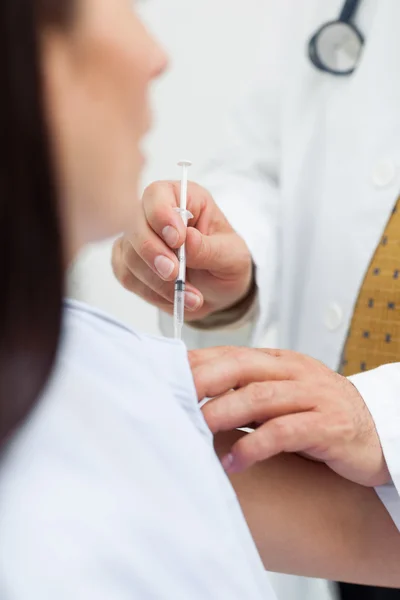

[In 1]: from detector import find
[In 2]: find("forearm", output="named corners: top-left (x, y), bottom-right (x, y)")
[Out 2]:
top-left (215, 431), bottom-right (400, 587)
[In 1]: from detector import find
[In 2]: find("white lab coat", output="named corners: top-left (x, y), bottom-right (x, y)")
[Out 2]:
top-left (160, 1), bottom-right (400, 599)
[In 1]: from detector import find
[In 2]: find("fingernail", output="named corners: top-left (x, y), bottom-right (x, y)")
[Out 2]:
top-left (154, 255), bottom-right (175, 280)
top-left (221, 453), bottom-right (234, 473)
top-left (185, 292), bottom-right (201, 311)
top-left (162, 226), bottom-right (179, 247)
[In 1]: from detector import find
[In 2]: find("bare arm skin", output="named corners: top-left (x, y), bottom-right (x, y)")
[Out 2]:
top-left (215, 431), bottom-right (400, 588)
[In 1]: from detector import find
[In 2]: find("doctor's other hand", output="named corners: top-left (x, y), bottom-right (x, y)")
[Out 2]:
top-left (190, 346), bottom-right (391, 488)
top-left (112, 181), bottom-right (253, 322)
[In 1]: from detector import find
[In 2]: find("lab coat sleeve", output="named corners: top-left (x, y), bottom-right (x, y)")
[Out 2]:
top-left (348, 364), bottom-right (400, 531)
top-left (159, 1), bottom-right (294, 349)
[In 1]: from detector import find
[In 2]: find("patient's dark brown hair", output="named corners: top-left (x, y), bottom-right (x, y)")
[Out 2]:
top-left (0, 0), bottom-right (74, 445)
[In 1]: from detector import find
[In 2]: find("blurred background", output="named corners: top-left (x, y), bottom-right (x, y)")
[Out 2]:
top-left (67, 0), bottom-right (271, 335)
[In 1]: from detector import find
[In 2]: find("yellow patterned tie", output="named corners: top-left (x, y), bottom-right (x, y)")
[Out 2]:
top-left (342, 198), bottom-right (400, 376)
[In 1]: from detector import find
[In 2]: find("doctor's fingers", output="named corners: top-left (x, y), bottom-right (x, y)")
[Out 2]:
top-left (143, 180), bottom-right (220, 243)
top-left (114, 240), bottom-right (204, 311)
top-left (124, 207), bottom-right (180, 282)
top-left (192, 348), bottom-right (304, 401)
top-left (202, 381), bottom-right (314, 434)
top-left (189, 346), bottom-right (297, 369)
top-left (142, 181), bottom-right (187, 248)
top-left (112, 242), bottom-right (171, 307)
top-left (221, 412), bottom-right (333, 474)
top-left (120, 274), bottom-right (174, 313)
top-left (185, 228), bottom-right (252, 276)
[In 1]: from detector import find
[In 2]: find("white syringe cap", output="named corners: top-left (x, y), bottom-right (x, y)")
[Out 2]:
top-left (177, 160), bottom-right (192, 167)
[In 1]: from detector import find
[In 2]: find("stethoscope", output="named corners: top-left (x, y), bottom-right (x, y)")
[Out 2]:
top-left (308, 0), bottom-right (364, 76)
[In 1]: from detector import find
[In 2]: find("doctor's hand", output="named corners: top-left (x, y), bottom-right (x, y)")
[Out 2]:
top-left (112, 181), bottom-right (253, 322)
top-left (190, 346), bottom-right (391, 488)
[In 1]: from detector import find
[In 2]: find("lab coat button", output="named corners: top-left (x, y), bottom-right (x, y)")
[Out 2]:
top-left (372, 159), bottom-right (397, 188)
top-left (324, 303), bottom-right (343, 331)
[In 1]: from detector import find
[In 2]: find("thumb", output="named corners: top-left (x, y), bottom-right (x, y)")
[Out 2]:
top-left (185, 227), bottom-right (251, 276)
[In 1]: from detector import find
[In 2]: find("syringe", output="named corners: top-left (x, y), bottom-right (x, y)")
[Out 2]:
top-left (173, 160), bottom-right (193, 340)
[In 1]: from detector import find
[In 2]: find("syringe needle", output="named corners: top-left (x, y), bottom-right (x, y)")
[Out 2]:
top-left (173, 160), bottom-right (193, 340)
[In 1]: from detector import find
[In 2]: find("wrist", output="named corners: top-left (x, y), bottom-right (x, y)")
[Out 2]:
top-left (190, 264), bottom-right (257, 331)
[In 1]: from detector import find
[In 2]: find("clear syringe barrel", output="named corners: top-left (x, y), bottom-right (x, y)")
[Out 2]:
top-left (174, 282), bottom-right (185, 340)
top-left (173, 207), bottom-right (193, 340)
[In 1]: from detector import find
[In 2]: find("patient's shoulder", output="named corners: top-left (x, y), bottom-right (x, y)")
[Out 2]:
top-left (63, 298), bottom-right (188, 381)
top-left (61, 299), bottom-right (203, 425)
top-left (0, 302), bottom-right (210, 562)
top-left (0, 301), bottom-right (206, 512)
top-left (0, 301), bottom-right (208, 494)
top-left (0, 303), bottom-right (271, 600)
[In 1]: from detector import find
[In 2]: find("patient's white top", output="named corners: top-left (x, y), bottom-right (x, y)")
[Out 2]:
top-left (0, 301), bottom-right (275, 600)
